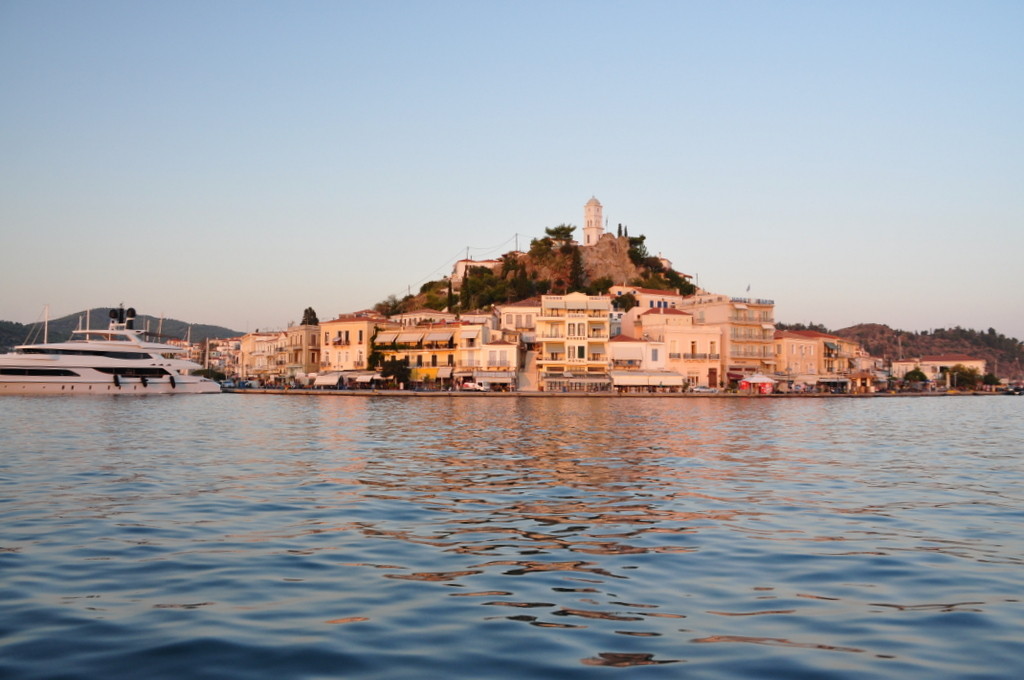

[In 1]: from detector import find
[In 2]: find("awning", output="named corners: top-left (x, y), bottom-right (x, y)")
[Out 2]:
top-left (460, 329), bottom-right (480, 338)
top-left (396, 332), bottom-right (423, 343)
top-left (313, 372), bottom-right (343, 386)
top-left (436, 366), bottom-right (453, 378)
top-left (744, 374), bottom-right (776, 384)
top-left (762, 324), bottom-right (774, 330)
top-left (424, 331), bottom-right (454, 342)
top-left (544, 299), bottom-right (566, 309)
top-left (356, 373), bottom-right (383, 383)
top-left (817, 377), bottom-right (850, 383)
top-left (824, 342), bottom-right (839, 350)
top-left (611, 371), bottom-right (685, 386)
top-left (733, 303), bottom-right (748, 309)
top-left (375, 332), bottom-right (398, 343)
top-left (613, 345), bottom-right (644, 361)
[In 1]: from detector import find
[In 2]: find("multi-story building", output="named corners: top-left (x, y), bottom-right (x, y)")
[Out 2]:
top-left (607, 333), bottom-right (686, 392)
top-left (319, 312), bottom-right (389, 373)
top-left (239, 331), bottom-right (287, 385)
top-left (634, 307), bottom-right (722, 388)
top-left (773, 330), bottom-right (820, 388)
top-left (282, 323), bottom-right (320, 382)
top-left (778, 330), bottom-right (862, 391)
top-left (372, 321), bottom-right (518, 389)
top-left (535, 292), bottom-right (611, 392)
top-left (678, 292), bottom-right (776, 382)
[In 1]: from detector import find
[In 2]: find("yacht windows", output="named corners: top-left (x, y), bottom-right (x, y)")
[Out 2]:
top-left (20, 348), bottom-right (154, 360)
top-left (94, 367), bottom-right (173, 378)
top-left (0, 368), bottom-right (80, 376)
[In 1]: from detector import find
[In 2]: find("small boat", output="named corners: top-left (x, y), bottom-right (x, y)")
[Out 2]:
top-left (0, 306), bottom-right (221, 395)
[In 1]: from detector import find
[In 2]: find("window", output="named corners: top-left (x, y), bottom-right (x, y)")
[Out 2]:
top-left (577, 346), bottom-right (585, 359)
top-left (651, 348), bottom-right (659, 362)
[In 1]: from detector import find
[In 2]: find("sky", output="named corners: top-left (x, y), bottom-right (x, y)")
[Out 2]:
top-left (2, 1), bottom-right (1022, 338)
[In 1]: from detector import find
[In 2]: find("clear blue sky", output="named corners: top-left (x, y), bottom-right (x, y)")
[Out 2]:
top-left (3, 1), bottom-right (1022, 338)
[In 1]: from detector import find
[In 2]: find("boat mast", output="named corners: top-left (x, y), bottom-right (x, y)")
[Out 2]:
top-left (43, 305), bottom-right (49, 344)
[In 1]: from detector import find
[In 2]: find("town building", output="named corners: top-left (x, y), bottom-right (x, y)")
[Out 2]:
top-left (634, 307), bottom-right (722, 388)
top-left (535, 292), bottom-right (612, 392)
top-left (891, 354), bottom-right (987, 386)
top-left (319, 311), bottom-right (390, 374)
top-left (773, 330), bottom-right (820, 389)
top-left (677, 292), bottom-right (776, 382)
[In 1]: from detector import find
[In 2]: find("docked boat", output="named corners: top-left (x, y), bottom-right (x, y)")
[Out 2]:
top-left (0, 306), bottom-right (221, 395)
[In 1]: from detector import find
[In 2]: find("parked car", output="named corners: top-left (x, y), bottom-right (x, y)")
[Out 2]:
top-left (461, 382), bottom-right (488, 391)
top-left (691, 386), bottom-right (719, 393)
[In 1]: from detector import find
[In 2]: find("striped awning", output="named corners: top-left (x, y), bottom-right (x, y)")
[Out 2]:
top-left (424, 331), bottom-right (454, 342)
top-left (375, 332), bottom-right (398, 343)
top-left (396, 332), bottom-right (423, 343)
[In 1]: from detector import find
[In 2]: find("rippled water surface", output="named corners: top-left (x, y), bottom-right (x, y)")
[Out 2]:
top-left (2, 394), bottom-right (1022, 678)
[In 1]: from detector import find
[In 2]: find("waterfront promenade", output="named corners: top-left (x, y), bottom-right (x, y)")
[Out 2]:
top-left (223, 387), bottom-right (992, 399)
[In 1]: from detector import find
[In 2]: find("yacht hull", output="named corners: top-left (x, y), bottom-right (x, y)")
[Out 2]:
top-left (0, 377), bottom-right (220, 395)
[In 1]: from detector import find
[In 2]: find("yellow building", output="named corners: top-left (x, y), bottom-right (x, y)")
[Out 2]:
top-left (283, 323), bottom-right (320, 382)
top-left (319, 312), bottom-right (389, 373)
top-left (536, 292), bottom-right (611, 392)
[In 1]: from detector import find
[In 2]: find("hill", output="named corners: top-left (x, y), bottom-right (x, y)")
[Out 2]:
top-left (819, 323), bottom-right (1023, 381)
top-left (0, 308), bottom-right (241, 352)
top-left (382, 228), bottom-right (696, 314)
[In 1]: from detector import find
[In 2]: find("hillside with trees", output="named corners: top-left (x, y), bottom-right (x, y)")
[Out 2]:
top-left (376, 224), bottom-right (696, 316)
top-left (779, 322), bottom-right (1024, 381)
top-left (0, 309), bottom-right (240, 352)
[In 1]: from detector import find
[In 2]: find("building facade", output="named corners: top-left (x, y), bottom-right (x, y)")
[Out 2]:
top-left (535, 292), bottom-right (611, 391)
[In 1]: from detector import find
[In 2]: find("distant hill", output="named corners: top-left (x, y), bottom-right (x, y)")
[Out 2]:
top-left (0, 308), bottom-right (241, 352)
top-left (780, 322), bottom-right (1024, 381)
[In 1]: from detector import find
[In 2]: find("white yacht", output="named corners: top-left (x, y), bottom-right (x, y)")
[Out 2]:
top-left (0, 307), bottom-right (221, 395)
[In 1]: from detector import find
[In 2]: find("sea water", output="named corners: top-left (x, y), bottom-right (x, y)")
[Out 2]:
top-left (1, 394), bottom-right (1022, 678)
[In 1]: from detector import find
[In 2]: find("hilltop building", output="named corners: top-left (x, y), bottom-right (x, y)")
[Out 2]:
top-left (582, 196), bottom-right (604, 246)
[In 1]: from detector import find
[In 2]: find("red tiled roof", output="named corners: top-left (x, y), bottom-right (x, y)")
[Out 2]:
top-left (920, 354), bottom-right (981, 362)
top-left (640, 307), bottom-right (691, 316)
top-left (609, 333), bottom-right (642, 342)
top-left (785, 329), bottom-right (840, 340)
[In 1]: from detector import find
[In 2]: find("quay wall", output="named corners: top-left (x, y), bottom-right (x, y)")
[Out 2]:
top-left (222, 388), bottom-right (992, 399)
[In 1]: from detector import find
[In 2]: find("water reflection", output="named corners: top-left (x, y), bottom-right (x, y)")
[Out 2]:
top-left (2, 395), bottom-right (1022, 679)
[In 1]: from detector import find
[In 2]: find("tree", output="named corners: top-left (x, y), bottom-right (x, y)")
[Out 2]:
top-left (903, 368), bottom-right (928, 383)
top-left (568, 247), bottom-right (586, 292)
top-left (545, 224), bottom-right (576, 242)
top-left (614, 292), bottom-right (638, 312)
top-left (301, 307), bottom-right (319, 326)
top-left (380, 358), bottom-right (411, 386)
top-left (373, 295), bottom-right (402, 317)
top-left (587, 276), bottom-right (614, 295)
top-left (946, 364), bottom-right (980, 390)
top-left (627, 235), bottom-right (649, 265)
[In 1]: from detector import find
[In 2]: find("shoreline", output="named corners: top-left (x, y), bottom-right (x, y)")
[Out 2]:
top-left (222, 388), bottom-right (993, 399)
